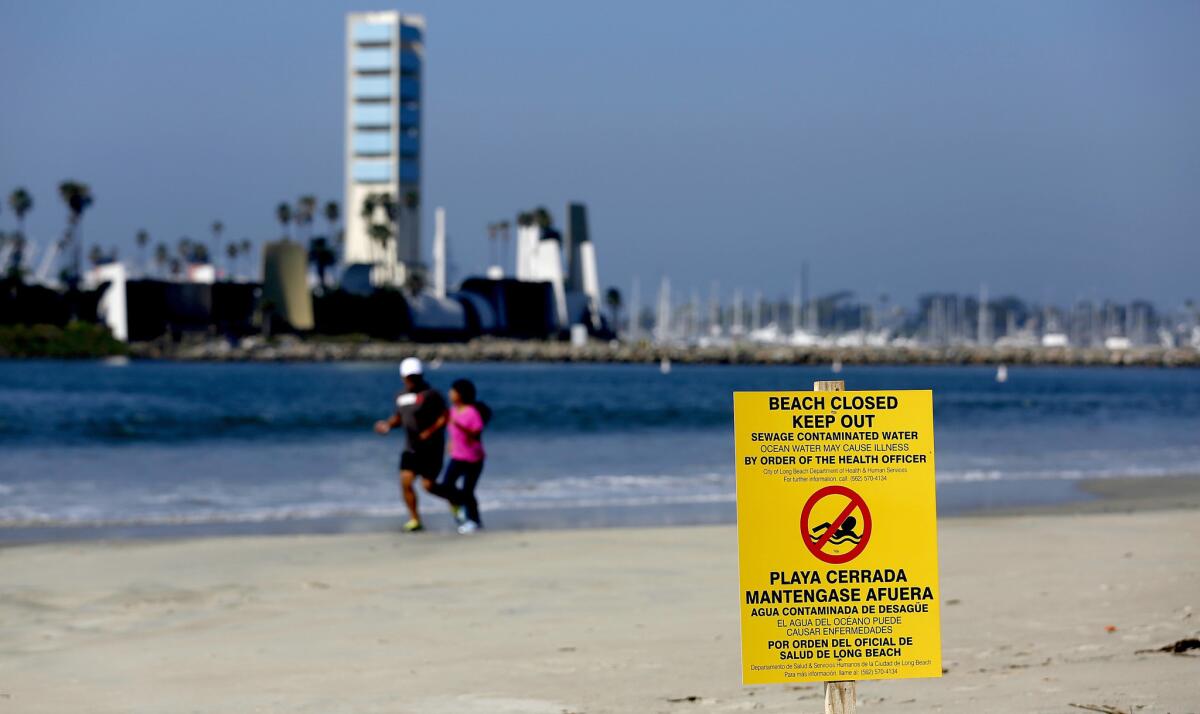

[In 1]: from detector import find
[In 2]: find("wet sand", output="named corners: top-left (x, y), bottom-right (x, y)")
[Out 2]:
top-left (1, 492), bottom-right (1197, 713)
top-left (970, 473), bottom-right (1200, 516)
top-left (4, 474), bottom-right (1198, 545)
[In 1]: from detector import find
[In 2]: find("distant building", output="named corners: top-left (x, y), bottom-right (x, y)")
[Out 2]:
top-left (343, 11), bottom-right (425, 286)
top-left (511, 203), bottom-right (605, 332)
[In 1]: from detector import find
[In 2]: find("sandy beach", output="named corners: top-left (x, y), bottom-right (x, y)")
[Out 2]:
top-left (2, 497), bottom-right (1197, 714)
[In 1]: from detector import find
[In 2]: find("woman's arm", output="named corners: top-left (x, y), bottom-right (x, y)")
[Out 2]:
top-left (451, 407), bottom-right (484, 437)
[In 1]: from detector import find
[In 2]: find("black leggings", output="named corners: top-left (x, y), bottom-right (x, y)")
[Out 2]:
top-left (431, 459), bottom-right (484, 526)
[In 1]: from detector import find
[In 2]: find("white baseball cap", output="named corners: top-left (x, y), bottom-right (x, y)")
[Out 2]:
top-left (400, 357), bottom-right (423, 378)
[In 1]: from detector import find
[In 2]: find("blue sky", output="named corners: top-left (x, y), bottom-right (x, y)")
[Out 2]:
top-left (1, 0), bottom-right (1197, 306)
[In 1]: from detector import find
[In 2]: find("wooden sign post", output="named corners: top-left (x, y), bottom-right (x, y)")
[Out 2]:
top-left (814, 380), bottom-right (855, 714)
top-left (733, 378), bottom-right (942, 712)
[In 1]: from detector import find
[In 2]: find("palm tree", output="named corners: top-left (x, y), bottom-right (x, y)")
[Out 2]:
top-left (296, 195), bottom-right (317, 242)
top-left (361, 193), bottom-right (379, 260)
top-left (606, 287), bottom-right (623, 332)
top-left (533, 206), bottom-right (553, 229)
top-left (238, 240), bottom-right (250, 279)
top-left (193, 244), bottom-right (210, 264)
top-left (57, 180), bottom-right (94, 286)
top-left (404, 267), bottom-right (425, 296)
top-left (4, 233), bottom-right (27, 280)
top-left (225, 242), bottom-right (239, 280)
top-left (177, 237), bottom-right (194, 267)
top-left (135, 230), bottom-right (149, 276)
top-left (154, 242), bottom-right (169, 278)
top-left (324, 200), bottom-right (340, 230)
top-left (210, 221), bottom-right (224, 273)
top-left (498, 220), bottom-right (512, 272)
top-left (362, 192), bottom-right (401, 280)
top-left (380, 192), bottom-right (398, 221)
top-left (360, 194), bottom-right (377, 223)
top-left (8, 188), bottom-right (33, 237)
top-left (368, 222), bottom-right (393, 281)
top-left (368, 222), bottom-right (392, 252)
top-left (323, 200), bottom-right (342, 254)
top-left (87, 244), bottom-right (104, 267)
top-left (308, 237), bottom-right (336, 289)
top-left (381, 194), bottom-right (401, 279)
top-left (276, 202), bottom-right (292, 240)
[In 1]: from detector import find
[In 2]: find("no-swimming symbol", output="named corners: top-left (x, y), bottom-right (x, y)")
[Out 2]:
top-left (800, 485), bottom-right (872, 564)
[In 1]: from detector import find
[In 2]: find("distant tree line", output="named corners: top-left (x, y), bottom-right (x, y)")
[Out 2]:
top-left (1, 184), bottom-right (348, 288)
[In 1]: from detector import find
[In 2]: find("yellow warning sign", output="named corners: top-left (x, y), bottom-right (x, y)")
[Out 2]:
top-left (734, 390), bottom-right (941, 684)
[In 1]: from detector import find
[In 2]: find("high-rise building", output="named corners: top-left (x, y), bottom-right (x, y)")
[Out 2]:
top-left (343, 11), bottom-right (424, 286)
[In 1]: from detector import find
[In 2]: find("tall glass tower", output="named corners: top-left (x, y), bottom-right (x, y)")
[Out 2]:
top-left (343, 12), bottom-right (424, 285)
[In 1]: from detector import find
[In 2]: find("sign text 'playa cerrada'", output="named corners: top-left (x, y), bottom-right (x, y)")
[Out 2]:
top-left (734, 390), bottom-right (942, 685)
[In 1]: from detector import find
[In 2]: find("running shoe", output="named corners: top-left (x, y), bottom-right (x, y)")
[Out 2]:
top-left (457, 521), bottom-right (479, 535)
top-left (402, 518), bottom-right (424, 533)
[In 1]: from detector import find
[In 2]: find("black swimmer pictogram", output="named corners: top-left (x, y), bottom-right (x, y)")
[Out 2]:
top-left (808, 515), bottom-right (861, 545)
top-left (800, 485), bottom-right (872, 564)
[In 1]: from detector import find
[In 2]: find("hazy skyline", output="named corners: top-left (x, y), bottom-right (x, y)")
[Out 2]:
top-left (1, 0), bottom-right (1198, 306)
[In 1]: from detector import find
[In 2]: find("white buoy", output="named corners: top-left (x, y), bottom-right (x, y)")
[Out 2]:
top-left (660, 357), bottom-right (672, 375)
top-left (995, 364), bottom-right (1008, 383)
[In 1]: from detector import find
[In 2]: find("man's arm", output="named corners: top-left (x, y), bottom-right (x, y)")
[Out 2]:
top-left (418, 410), bottom-right (449, 441)
top-left (374, 412), bottom-right (404, 434)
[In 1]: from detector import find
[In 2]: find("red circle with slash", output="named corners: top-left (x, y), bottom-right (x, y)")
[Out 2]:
top-left (800, 485), bottom-right (872, 564)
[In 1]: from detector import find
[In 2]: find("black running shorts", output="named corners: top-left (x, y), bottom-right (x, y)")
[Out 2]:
top-left (400, 450), bottom-right (444, 479)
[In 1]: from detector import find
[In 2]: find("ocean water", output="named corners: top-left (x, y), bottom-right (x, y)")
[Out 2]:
top-left (2, 360), bottom-right (1199, 536)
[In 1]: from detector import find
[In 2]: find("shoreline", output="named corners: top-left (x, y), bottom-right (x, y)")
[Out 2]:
top-left (3, 473), bottom-right (1196, 546)
top-left (124, 336), bottom-right (1200, 368)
